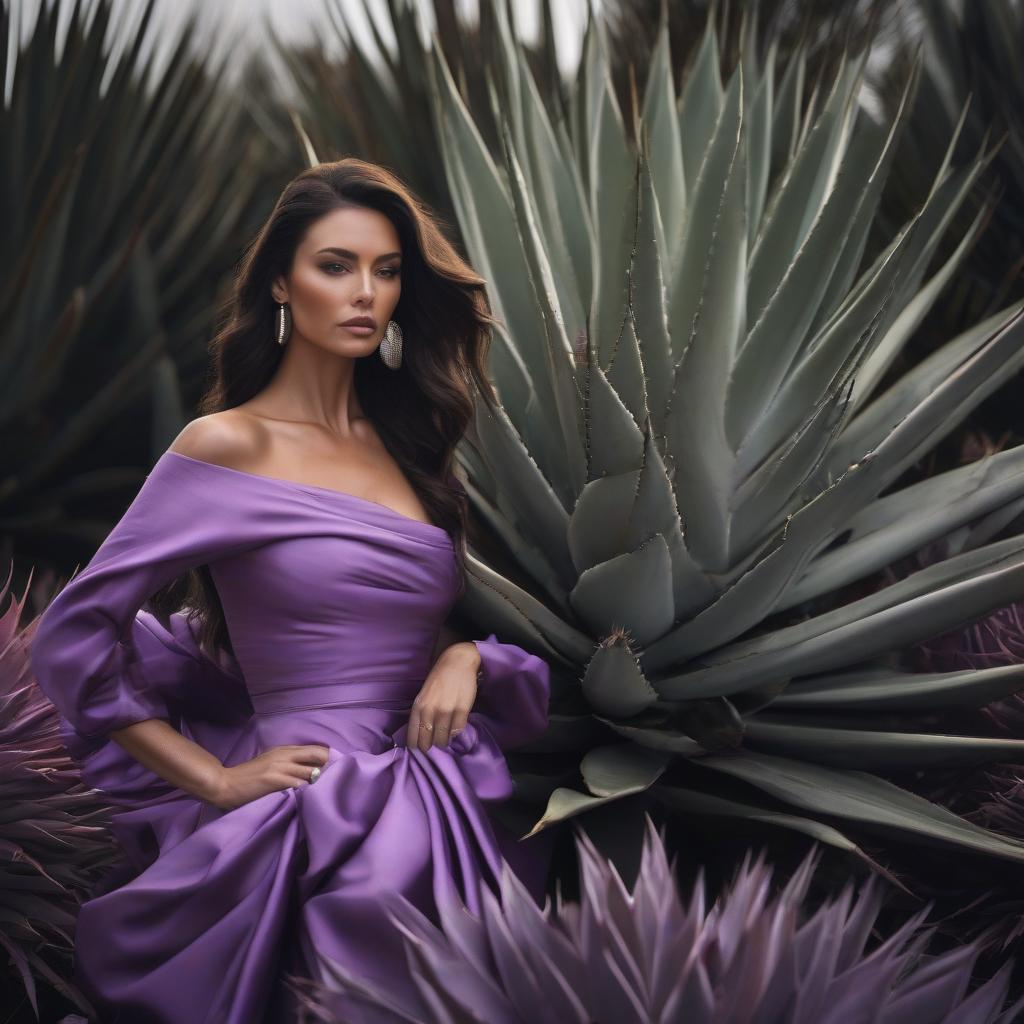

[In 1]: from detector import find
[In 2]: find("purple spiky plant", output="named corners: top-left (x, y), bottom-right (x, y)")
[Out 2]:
top-left (1, 565), bottom-right (117, 1020)
top-left (288, 814), bottom-right (1024, 1024)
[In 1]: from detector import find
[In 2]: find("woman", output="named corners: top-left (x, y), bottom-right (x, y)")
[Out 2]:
top-left (29, 157), bottom-right (553, 1023)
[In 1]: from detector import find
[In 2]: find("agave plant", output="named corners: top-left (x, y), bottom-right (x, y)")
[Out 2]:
top-left (876, 0), bottom-right (1024, 324)
top-left (419, 0), bottom-right (1024, 880)
top-left (1, 0), bottom-right (264, 580)
top-left (0, 567), bottom-right (122, 1020)
top-left (278, 0), bottom-right (568, 230)
top-left (289, 815), bottom-right (1024, 1023)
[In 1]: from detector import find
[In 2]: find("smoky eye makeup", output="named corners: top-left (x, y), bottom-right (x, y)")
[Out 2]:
top-left (317, 261), bottom-right (401, 277)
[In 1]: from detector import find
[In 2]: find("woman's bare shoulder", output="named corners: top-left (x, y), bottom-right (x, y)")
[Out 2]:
top-left (167, 411), bottom-right (267, 471)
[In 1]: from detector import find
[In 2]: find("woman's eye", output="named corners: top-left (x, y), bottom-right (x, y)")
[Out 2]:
top-left (321, 264), bottom-right (401, 278)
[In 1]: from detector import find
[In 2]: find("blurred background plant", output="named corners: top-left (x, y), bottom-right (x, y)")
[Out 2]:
top-left (877, 0), bottom-right (1024, 321)
top-left (0, 0), bottom-right (270, 583)
top-left (8, 0), bottom-right (1024, 1018)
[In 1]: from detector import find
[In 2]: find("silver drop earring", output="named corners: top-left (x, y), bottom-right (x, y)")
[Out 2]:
top-left (379, 319), bottom-right (403, 370)
top-left (277, 302), bottom-right (291, 346)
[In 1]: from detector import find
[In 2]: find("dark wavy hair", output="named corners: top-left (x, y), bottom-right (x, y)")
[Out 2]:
top-left (149, 157), bottom-right (499, 660)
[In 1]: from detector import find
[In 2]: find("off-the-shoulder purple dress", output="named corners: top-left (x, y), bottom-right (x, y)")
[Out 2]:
top-left (29, 450), bottom-right (552, 1023)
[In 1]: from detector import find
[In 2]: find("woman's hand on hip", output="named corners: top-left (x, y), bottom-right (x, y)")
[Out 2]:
top-left (211, 744), bottom-right (330, 810)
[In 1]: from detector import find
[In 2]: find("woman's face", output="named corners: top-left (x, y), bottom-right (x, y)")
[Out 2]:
top-left (272, 206), bottom-right (403, 356)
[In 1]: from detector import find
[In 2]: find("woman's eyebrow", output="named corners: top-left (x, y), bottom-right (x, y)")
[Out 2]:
top-left (315, 247), bottom-right (402, 262)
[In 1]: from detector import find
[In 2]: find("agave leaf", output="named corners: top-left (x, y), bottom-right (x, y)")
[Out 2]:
top-left (653, 784), bottom-right (911, 893)
top-left (587, 23), bottom-right (635, 369)
top-left (594, 718), bottom-right (706, 757)
top-left (569, 534), bottom-right (675, 646)
top-left (630, 145), bottom-right (674, 441)
top-left (786, 441), bottom-right (1024, 608)
top-left (460, 474), bottom-right (571, 618)
top-left (743, 718), bottom-right (1024, 770)
top-left (585, 357), bottom-right (646, 478)
top-left (568, 471), bottom-right (641, 573)
top-left (668, 64), bottom-right (743, 368)
top-left (514, 46), bottom-right (591, 353)
top-left (747, 54), bottom-right (867, 323)
top-left (523, 743), bottom-right (670, 838)
top-left (459, 553), bottom-right (590, 664)
top-left (604, 300), bottom-right (650, 433)
top-left (580, 636), bottom-right (658, 718)
top-left (629, 431), bottom-right (716, 623)
top-left (497, 116), bottom-right (588, 501)
top-left (653, 532), bottom-right (1024, 698)
top-left (744, 38), bottom-right (774, 252)
top-left (643, 303), bottom-right (1024, 671)
top-left (667, 68), bottom-right (748, 573)
top-left (768, 34), bottom-right (804, 171)
top-left (427, 43), bottom-right (571, 490)
top-left (773, 662), bottom-right (1024, 712)
top-left (698, 750), bottom-right (1024, 863)
top-left (737, 211), bottom-right (910, 483)
top-left (470, 400), bottom-right (575, 579)
top-left (955, 493), bottom-right (1024, 554)
top-left (829, 299), bottom-right (1024, 481)
top-left (676, 19), bottom-right (724, 194)
top-left (640, 15), bottom-right (686, 266)
top-left (851, 144), bottom-right (1001, 409)
top-left (727, 53), bottom-right (918, 453)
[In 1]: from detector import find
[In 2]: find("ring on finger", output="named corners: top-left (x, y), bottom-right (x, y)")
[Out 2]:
top-left (419, 722), bottom-right (434, 731)
top-left (309, 766), bottom-right (321, 783)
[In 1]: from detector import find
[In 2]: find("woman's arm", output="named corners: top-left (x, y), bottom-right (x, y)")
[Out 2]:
top-left (108, 718), bottom-right (226, 804)
top-left (425, 618), bottom-right (550, 752)
top-left (28, 454), bottom-right (244, 802)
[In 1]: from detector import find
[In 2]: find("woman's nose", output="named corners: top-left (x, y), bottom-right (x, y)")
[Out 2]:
top-left (352, 275), bottom-right (375, 300)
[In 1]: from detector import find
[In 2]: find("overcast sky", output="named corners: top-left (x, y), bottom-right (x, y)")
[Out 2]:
top-left (6, 0), bottom-right (593, 104)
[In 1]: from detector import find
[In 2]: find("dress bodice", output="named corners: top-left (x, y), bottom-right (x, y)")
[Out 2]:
top-left (164, 453), bottom-right (461, 710)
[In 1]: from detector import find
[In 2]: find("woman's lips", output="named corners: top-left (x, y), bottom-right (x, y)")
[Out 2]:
top-left (340, 323), bottom-right (375, 335)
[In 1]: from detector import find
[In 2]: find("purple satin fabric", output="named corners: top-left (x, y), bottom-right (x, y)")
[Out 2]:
top-left (29, 451), bottom-right (552, 1023)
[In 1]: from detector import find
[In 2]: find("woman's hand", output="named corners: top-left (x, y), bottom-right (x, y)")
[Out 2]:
top-left (210, 743), bottom-right (330, 811)
top-left (405, 641), bottom-right (481, 752)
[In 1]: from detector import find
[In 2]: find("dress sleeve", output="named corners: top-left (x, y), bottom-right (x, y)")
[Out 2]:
top-left (29, 453), bottom-right (263, 762)
top-left (469, 633), bottom-right (550, 752)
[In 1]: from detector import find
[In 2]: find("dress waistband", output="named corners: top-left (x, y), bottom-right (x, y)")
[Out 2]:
top-left (249, 678), bottom-right (423, 716)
